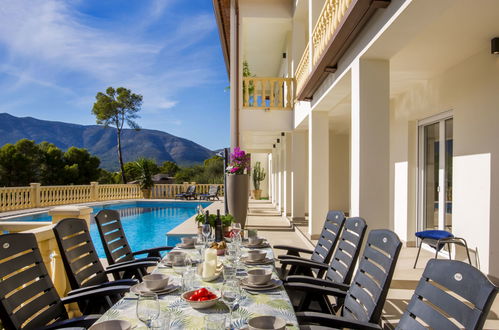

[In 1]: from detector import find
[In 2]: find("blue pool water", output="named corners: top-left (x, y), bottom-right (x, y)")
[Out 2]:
top-left (3, 201), bottom-right (211, 258)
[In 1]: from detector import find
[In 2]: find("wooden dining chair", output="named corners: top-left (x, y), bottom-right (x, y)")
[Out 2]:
top-left (53, 218), bottom-right (155, 312)
top-left (95, 209), bottom-right (173, 267)
top-left (0, 233), bottom-right (131, 329)
top-left (275, 210), bottom-right (345, 278)
top-left (294, 229), bottom-right (402, 328)
top-left (281, 217), bottom-right (367, 313)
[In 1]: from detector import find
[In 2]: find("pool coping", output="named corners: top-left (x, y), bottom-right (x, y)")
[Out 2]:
top-left (166, 200), bottom-right (224, 237)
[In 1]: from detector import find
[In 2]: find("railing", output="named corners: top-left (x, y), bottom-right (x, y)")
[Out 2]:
top-left (242, 77), bottom-right (294, 110)
top-left (295, 0), bottom-right (353, 95)
top-left (295, 42), bottom-right (310, 97)
top-left (0, 183), bottom-right (224, 212)
top-left (40, 185), bottom-right (93, 206)
top-left (98, 184), bottom-right (142, 201)
top-left (0, 186), bottom-right (32, 211)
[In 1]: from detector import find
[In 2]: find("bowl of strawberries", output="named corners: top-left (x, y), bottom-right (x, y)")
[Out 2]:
top-left (182, 287), bottom-right (220, 309)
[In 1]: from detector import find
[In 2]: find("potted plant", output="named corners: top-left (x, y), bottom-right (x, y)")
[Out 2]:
top-left (133, 157), bottom-right (155, 198)
top-left (251, 161), bottom-right (266, 200)
top-left (195, 212), bottom-right (235, 235)
top-left (226, 147), bottom-right (251, 229)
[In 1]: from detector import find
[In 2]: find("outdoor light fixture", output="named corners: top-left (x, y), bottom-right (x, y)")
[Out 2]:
top-left (281, 132), bottom-right (285, 136)
top-left (277, 139), bottom-right (280, 143)
top-left (273, 144), bottom-right (276, 148)
top-left (492, 38), bottom-right (499, 54)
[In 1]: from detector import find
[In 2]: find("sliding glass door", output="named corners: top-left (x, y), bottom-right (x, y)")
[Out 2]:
top-left (418, 114), bottom-right (453, 232)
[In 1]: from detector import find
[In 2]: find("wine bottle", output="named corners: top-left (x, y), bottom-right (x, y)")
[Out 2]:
top-left (204, 210), bottom-right (210, 224)
top-left (215, 209), bottom-right (223, 242)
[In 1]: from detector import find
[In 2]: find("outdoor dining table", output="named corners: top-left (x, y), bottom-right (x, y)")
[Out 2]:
top-left (93, 240), bottom-right (299, 329)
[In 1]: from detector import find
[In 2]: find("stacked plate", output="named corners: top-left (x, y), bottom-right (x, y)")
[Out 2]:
top-left (176, 242), bottom-right (195, 249)
top-left (242, 241), bottom-right (270, 249)
top-left (130, 282), bottom-right (179, 296)
top-left (241, 256), bottom-right (274, 265)
top-left (240, 278), bottom-right (282, 291)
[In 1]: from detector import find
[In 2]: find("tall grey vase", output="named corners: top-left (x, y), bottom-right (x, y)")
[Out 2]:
top-left (227, 173), bottom-right (249, 229)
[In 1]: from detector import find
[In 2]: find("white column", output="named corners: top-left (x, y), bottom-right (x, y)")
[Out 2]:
top-left (350, 59), bottom-right (390, 229)
top-left (308, 111), bottom-right (330, 238)
top-left (292, 131), bottom-right (306, 220)
top-left (279, 136), bottom-right (286, 213)
top-left (284, 133), bottom-right (292, 217)
top-left (276, 140), bottom-right (282, 211)
top-left (271, 148), bottom-right (277, 205)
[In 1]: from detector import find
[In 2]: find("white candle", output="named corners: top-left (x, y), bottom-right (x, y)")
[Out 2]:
top-left (202, 260), bottom-right (216, 278)
top-left (204, 248), bottom-right (217, 263)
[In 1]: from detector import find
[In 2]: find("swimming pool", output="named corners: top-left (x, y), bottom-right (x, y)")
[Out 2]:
top-left (3, 201), bottom-right (211, 258)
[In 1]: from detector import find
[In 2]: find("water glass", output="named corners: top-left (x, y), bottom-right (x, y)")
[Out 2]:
top-left (204, 314), bottom-right (226, 330)
top-left (232, 223), bottom-right (242, 237)
top-left (223, 262), bottom-right (236, 281)
top-left (182, 267), bottom-right (196, 292)
top-left (137, 292), bottom-right (160, 329)
top-left (221, 279), bottom-right (241, 329)
top-left (173, 254), bottom-right (191, 275)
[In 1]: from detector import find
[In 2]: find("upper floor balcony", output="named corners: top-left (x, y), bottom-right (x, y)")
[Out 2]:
top-left (295, 0), bottom-right (390, 101)
top-left (242, 77), bottom-right (294, 111)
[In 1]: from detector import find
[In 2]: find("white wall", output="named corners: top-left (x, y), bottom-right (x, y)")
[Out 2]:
top-left (390, 49), bottom-right (499, 277)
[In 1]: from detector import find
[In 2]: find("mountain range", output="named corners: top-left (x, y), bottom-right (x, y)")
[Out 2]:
top-left (0, 113), bottom-right (215, 171)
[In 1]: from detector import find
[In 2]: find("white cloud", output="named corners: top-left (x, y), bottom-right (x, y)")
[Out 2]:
top-left (0, 0), bottom-right (220, 118)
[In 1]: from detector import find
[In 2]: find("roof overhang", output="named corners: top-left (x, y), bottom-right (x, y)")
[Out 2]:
top-left (213, 0), bottom-right (231, 77)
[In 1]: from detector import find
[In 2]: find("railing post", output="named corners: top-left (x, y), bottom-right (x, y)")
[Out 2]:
top-left (90, 181), bottom-right (99, 201)
top-left (30, 183), bottom-right (41, 208)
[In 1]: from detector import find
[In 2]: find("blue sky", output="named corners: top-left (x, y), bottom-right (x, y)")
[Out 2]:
top-left (0, 0), bottom-right (229, 150)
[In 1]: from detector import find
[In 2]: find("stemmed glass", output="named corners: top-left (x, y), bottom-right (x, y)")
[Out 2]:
top-left (194, 234), bottom-right (205, 263)
top-left (221, 279), bottom-right (241, 329)
top-left (232, 223), bottom-right (242, 239)
top-left (172, 254), bottom-right (191, 275)
top-left (202, 223), bottom-right (211, 247)
top-left (136, 292), bottom-right (160, 329)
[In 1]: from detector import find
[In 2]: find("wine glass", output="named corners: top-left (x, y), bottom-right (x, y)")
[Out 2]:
top-left (194, 234), bottom-right (205, 263)
top-left (172, 254), bottom-right (191, 275)
top-left (232, 223), bottom-right (242, 238)
top-left (136, 292), bottom-right (160, 329)
top-left (221, 279), bottom-right (241, 329)
top-left (202, 223), bottom-right (211, 247)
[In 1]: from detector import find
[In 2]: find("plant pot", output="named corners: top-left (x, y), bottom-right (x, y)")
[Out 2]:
top-left (141, 189), bottom-right (151, 199)
top-left (227, 173), bottom-right (249, 229)
top-left (252, 189), bottom-right (262, 200)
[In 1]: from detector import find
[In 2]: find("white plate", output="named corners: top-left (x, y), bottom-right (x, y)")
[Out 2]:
top-left (90, 320), bottom-right (131, 330)
top-left (130, 282), bottom-right (179, 295)
top-left (241, 278), bottom-right (282, 289)
top-left (201, 270), bottom-right (222, 282)
top-left (242, 242), bottom-right (270, 249)
top-left (176, 243), bottom-right (195, 249)
top-left (242, 257), bottom-right (274, 265)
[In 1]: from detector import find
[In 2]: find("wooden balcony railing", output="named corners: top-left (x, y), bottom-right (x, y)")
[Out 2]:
top-left (242, 77), bottom-right (294, 110)
top-left (295, 0), bottom-right (389, 100)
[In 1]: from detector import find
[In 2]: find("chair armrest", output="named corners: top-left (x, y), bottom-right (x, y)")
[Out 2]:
top-left (284, 282), bottom-right (348, 298)
top-left (296, 312), bottom-right (382, 330)
top-left (274, 245), bottom-right (314, 255)
top-left (107, 257), bottom-right (160, 269)
top-left (67, 279), bottom-right (138, 295)
top-left (286, 276), bottom-right (350, 291)
top-left (62, 285), bottom-right (132, 305)
top-left (40, 314), bottom-right (101, 330)
top-left (279, 259), bottom-right (329, 271)
top-left (104, 260), bottom-right (157, 274)
top-left (132, 246), bottom-right (174, 257)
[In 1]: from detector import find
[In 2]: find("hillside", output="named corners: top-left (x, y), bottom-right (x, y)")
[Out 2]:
top-left (0, 113), bottom-right (215, 170)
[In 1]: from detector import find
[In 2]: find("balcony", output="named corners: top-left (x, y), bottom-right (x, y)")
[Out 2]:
top-left (242, 77), bottom-right (294, 111)
top-left (295, 0), bottom-right (390, 101)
